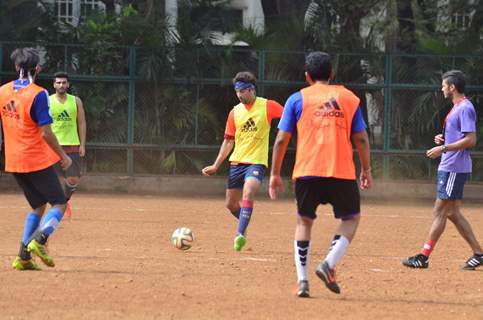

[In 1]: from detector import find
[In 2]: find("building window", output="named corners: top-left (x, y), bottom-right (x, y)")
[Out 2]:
top-left (55, 0), bottom-right (74, 24)
top-left (80, 0), bottom-right (104, 23)
top-left (53, 0), bottom-right (104, 26)
top-left (451, 12), bottom-right (471, 30)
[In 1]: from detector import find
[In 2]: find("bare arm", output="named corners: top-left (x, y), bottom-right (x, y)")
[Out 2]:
top-left (76, 97), bottom-right (87, 157)
top-left (351, 130), bottom-right (373, 189)
top-left (201, 138), bottom-right (235, 176)
top-left (40, 124), bottom-right (72, 170)
top-left (269, 130), bottom-right (292, 199)
top-left (427, 132), bottom-right (476, 159)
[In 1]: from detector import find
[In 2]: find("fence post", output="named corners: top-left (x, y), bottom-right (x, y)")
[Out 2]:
top-left (383, 53), bottom-right (393, 179)
top-left (258, 49), bottom-right (265, 96)
top-left (127, 46), bottom-right (136, 175)
top-left (0, 43), bottom-right (3, 84)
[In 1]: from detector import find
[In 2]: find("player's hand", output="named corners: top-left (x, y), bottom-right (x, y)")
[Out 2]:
top-left (434, 134), bottom-right (444, 145)
top-left (426, 146), bottom-right (443, 159)
top-left (60, 155), bottom-right (72, 171)
top-left (79, 145), bottom-right (86, 157)
top-left (360, 169), bottom-right (373, 190)
top-left (201, 165), bottom-right (217, 176)
top-left (269, 175), bottom-right (283, 200)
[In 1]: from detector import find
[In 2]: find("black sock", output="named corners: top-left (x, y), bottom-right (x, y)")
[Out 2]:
top-left (18, 242), bottom-right (31, 260)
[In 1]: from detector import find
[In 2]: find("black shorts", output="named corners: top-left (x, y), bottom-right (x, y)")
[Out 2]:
top-left (55, 152), bottom-right (81, 178)
top-left (295, 177), bottom-right (360, 220)
top-left (13, 165), bottom-right (67, 209)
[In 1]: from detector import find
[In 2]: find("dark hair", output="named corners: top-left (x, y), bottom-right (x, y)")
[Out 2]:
top-left (10, 47), bottom-right (40, 75)
top-left (442, 70), bottom-right (466, 93)
top-left (233, 71), bottom-right (257, 85)
top-left (305, 51), bottom-right (332, 81)
top-left (54, 71), bottom-right (69, 80)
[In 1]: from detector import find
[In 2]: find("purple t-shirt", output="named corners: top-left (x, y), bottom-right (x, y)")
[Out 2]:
top-left (438, 99), bottom-right (476, 173)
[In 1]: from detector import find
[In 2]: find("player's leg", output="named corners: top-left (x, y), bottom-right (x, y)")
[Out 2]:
top-left (26, 166), bottom-right (67, 267)
top-left (447, 202), bottom-right (483, 270)
top-left (294, 178), bottom-right (319, 298)
top-left (233, 164), bottom-right (265, 252)
top-left (402, 198), bottom-right (449, 268)
top-left (315, 178), bottom-right (360, 294)
top-left (11, 173), bottom-right (48, 270)
top-left (226, 189), bottom-right (242, 219)
top-left (64, 152), bottom-right (81, 201)
top-left (226, 164), bottom-right (245, 219)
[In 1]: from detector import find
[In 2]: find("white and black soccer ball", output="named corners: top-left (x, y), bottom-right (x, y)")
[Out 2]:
top-left (171, 227), bottom-right (194, 250)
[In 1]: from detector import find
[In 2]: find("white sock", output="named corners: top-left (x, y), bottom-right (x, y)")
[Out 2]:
top-left (325, 235), bottom-right (349, 269)
top-left (294, 240), bottom-right (310, 281)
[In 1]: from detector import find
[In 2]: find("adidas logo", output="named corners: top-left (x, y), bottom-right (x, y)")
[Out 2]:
top-left (1, 100), bottom-right (19, 119)
top-left (56, 110), bottom-right (71, 121)
top-left (240, 117), bottom-right (257, 132)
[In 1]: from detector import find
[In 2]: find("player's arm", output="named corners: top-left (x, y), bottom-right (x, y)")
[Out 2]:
top-left (40, 125), bottom-right (72, 170)
top-left (201, 138), bottom-right (234, 176)
top-left (202, 110), bottom-right (236, 176)
top-left (32, 90), bottom-right (72, 170)
top-left (269, 130), bottom-right (291, 199)
top-left (427, 132), bottom-right (476, 159)
top-left (269, 92), bottom-right (299, 199)
top-left (352, 130), bottom-right (372, 190)
top-left (427, 107), bottom-right (477, 159)
top-left (75, 96), bottom-right (87, 157)
top-left (350, 106), bottom-right (372, 190)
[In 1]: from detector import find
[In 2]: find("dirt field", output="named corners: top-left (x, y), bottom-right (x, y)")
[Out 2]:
top-left (0, 193), bottom-right (482, 320)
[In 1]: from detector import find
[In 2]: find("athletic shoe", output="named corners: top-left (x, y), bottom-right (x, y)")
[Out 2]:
top-left (65, 203), bottom-right (73, 219)
top-left (315, 261), bottom-right (340, 294)
top-left (462, 254), bottom-right (483, 270)
top-left (27, 239), bottom-right (55, 267)
top-left (402, 254), bottom-right (428, 269)
top-left (297, 280), bottom-right (310, 298)
top-left (233, 234), bottom-right (246, 252)
top-left (12, 256), bottom-right (41, 271)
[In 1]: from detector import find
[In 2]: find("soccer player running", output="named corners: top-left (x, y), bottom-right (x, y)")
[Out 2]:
top-left (0, 48), bottom-right (72, 270)
top-left (402, 70), bottom-right (483, 270)
top-left (50, 72), bottom-right (87, 218)
top-left (269, 52), bottom-right (372, 297)
top-left (202, 71), bottom-right (283, 252)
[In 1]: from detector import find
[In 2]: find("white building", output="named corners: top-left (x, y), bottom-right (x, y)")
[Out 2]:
top-left (44, 0), bottom-right (264, 45)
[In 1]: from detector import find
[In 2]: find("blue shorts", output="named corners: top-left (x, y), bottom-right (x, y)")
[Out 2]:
top-left (437, 171), bottom-right (469, 200)
top-left (227, 164), bottom-right (266, 189)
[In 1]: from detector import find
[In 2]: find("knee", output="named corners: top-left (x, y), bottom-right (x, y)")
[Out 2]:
top-left (226, 201), bottom-right (239, 213)
top-left (297, 216), bottom-right (314, 228)
top-left (66, 177), bottom-right (80, 186)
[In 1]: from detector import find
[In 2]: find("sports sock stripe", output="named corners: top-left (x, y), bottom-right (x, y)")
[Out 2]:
top-left (446, 172), bottom-right (456, 197)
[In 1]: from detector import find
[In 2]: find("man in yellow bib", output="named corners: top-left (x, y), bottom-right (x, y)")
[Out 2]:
top-left (202, 71), bottom-right (283, 251)
top-left (49, 72), bottom-right (86, 218)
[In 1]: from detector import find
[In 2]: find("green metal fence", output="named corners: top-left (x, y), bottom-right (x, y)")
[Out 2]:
top-left (2, 42), bottom-right (483, 180)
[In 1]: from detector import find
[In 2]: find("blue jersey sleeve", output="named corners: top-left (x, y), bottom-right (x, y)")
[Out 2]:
top-left (351, 106), bottom-right (367, 133)
top-left (30, 90), bottom-right (53, 126)
top-left (278, 91), bottom-right (303, 134)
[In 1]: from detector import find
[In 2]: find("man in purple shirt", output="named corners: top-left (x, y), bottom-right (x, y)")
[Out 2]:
top-left (403, 70), bottom-right (482, 270)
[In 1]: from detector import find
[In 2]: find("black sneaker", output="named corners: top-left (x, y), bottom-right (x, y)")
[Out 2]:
top-left (315, 261), bottom-right (340, 294)
top-left (297, 280), bottom-right (310, 298)
top-left (462, 254), bottom-right (483, 270)
top-left (402, 254), bottom-right (429, 269)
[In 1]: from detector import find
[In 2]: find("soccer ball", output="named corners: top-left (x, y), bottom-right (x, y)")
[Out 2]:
top-left (171, 227), bottom-right (194, 250)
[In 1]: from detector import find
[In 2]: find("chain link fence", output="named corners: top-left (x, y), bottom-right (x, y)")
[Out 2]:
top-left (1, 42), bottom-right (483, 180)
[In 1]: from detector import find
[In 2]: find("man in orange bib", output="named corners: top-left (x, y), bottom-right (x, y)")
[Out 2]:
top-left (269, 52), bottom-right (373, 297)
top-left (202, 71), bottom-right (283, 252)
top-left (0, 48), bottom-right (72, 270)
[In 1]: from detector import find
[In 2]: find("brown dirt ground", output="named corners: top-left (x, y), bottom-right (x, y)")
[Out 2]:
top-left (0, 192), bottom-right (482, 320)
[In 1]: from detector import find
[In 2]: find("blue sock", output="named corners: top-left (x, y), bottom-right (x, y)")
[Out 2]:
top-left (22, 213), bottom-right (41, 245)
top-left (40, 208), bottom-right (64, 236)
top-left (237, 200), bottom-right (253, 236)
